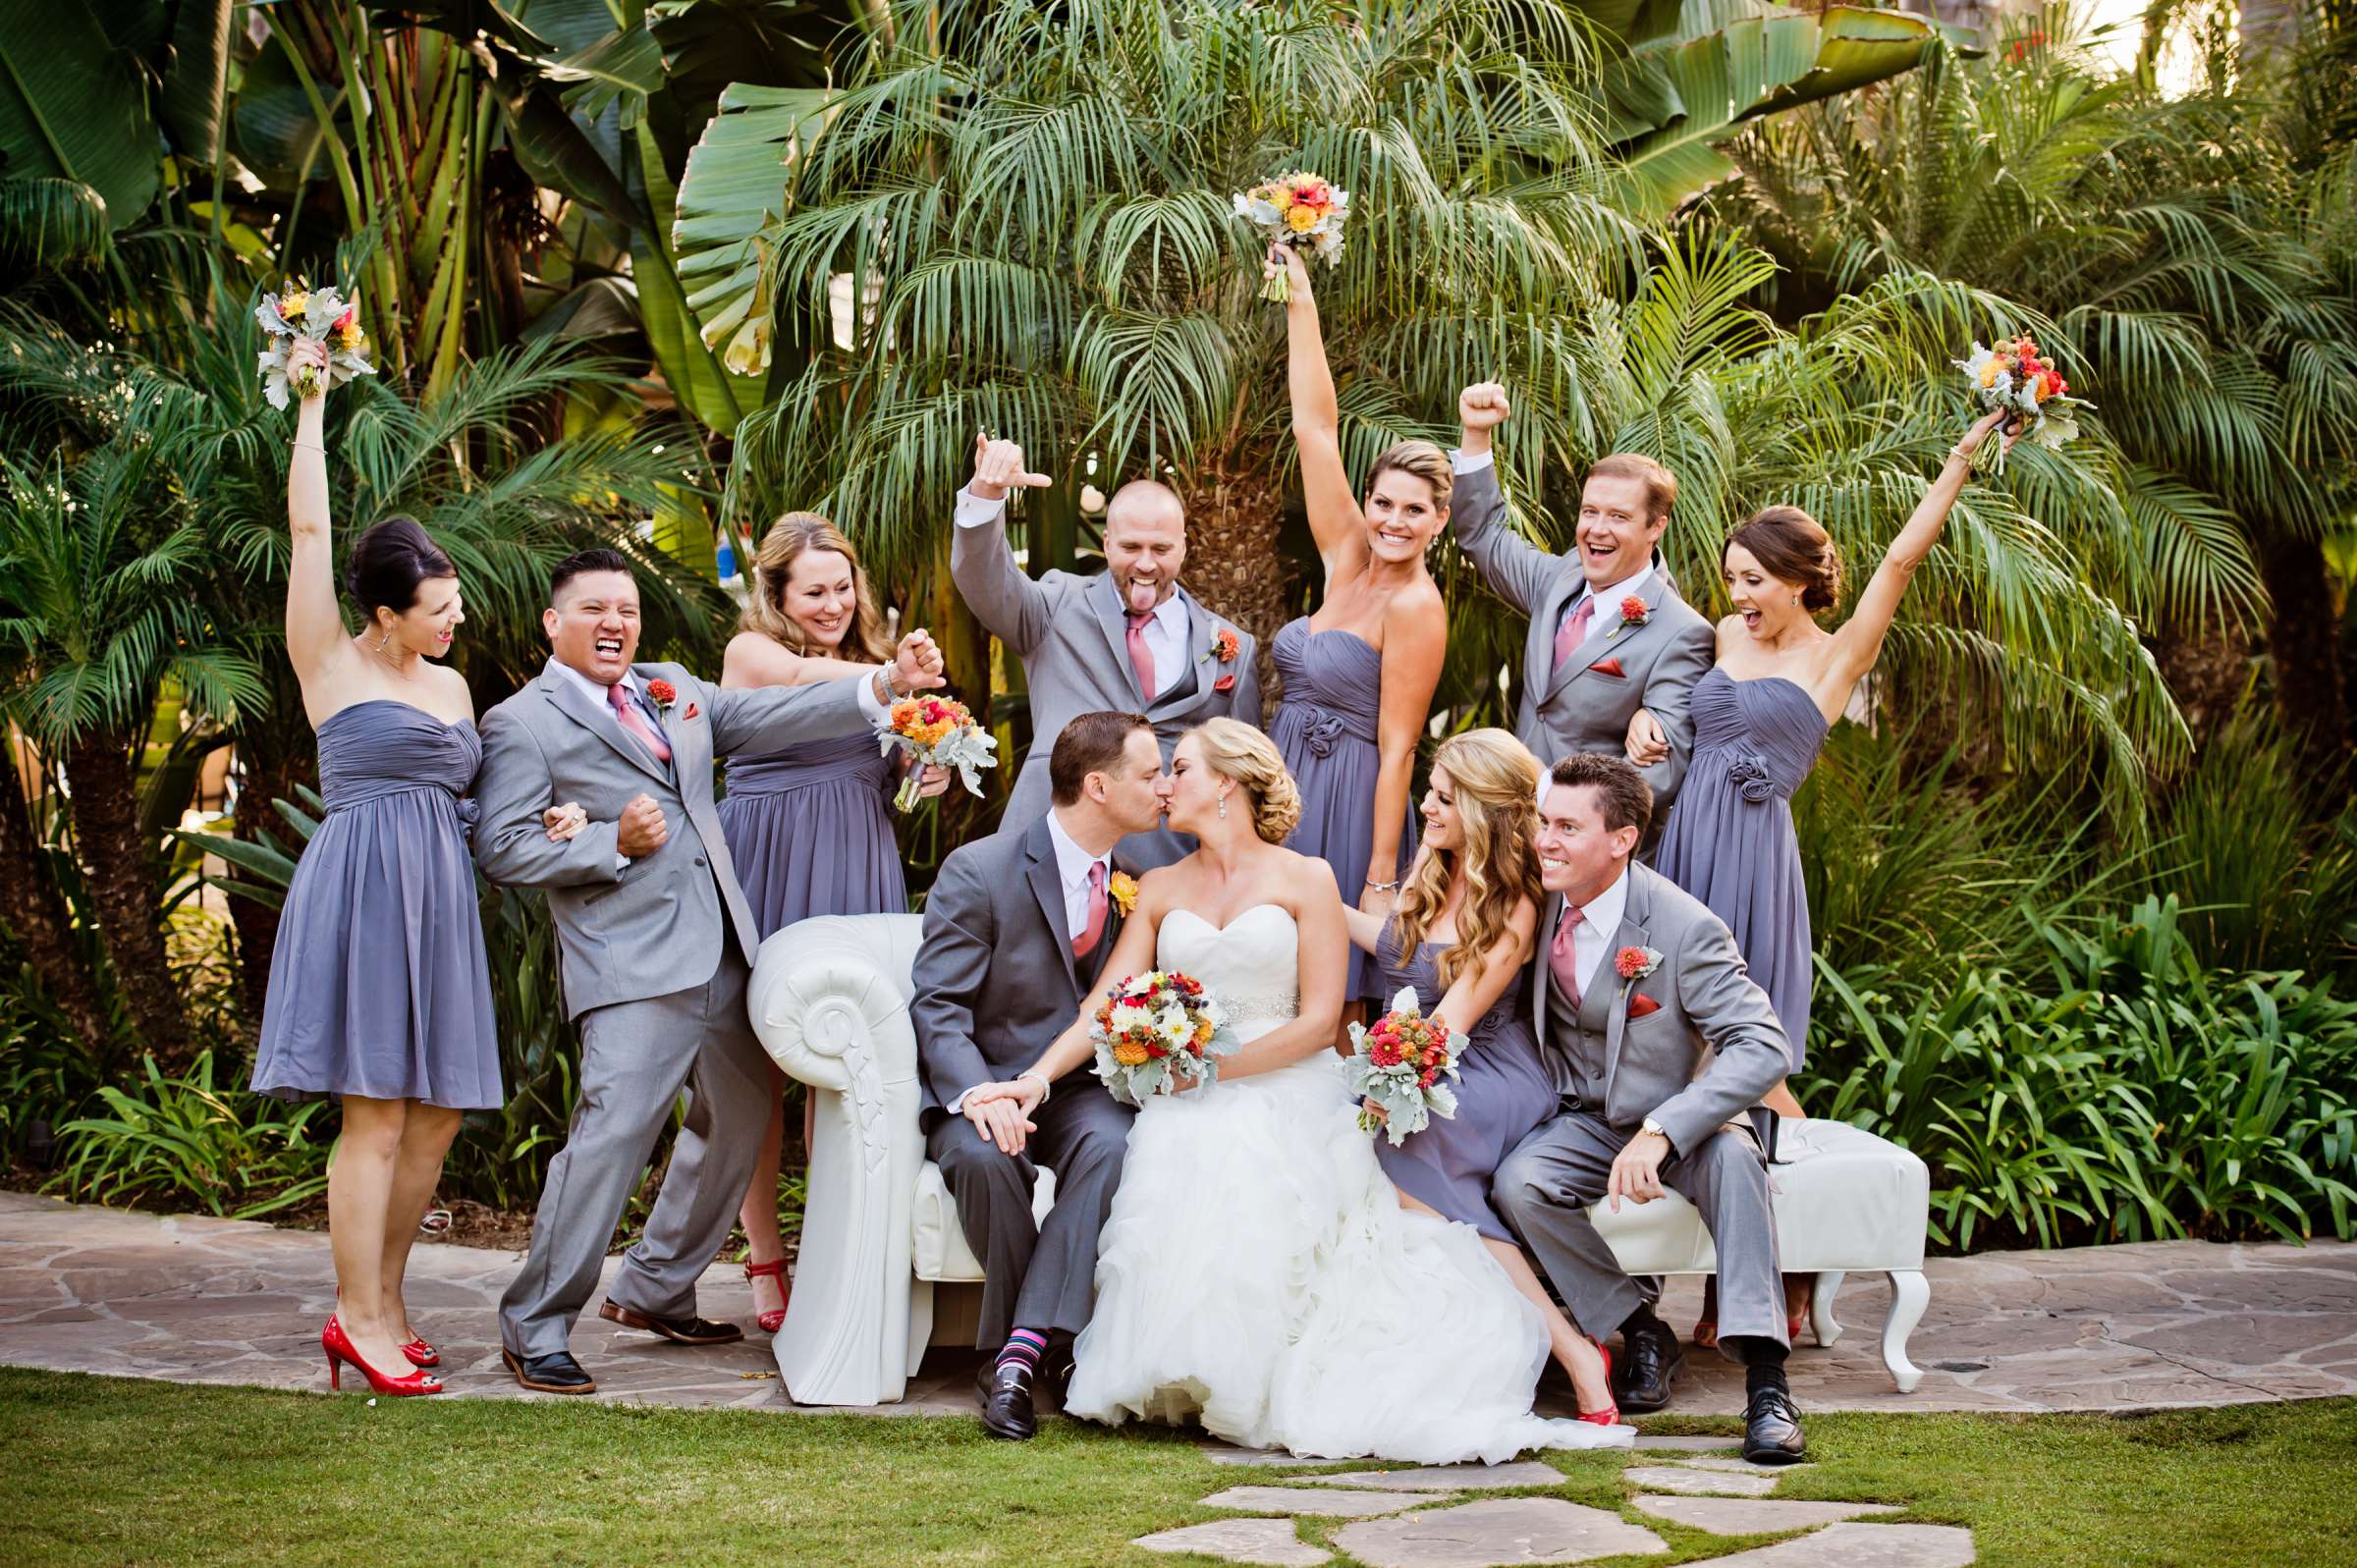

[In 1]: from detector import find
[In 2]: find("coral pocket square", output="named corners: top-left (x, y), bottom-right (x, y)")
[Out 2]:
top-left (683, 702), bottom-right (700, 721)
top-left (1591, 658), bottom-right (1626, 678)
top-left (1626, 993), bottom-right (1662, 1018)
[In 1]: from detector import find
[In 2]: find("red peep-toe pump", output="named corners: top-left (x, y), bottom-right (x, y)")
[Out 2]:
top-left (322, 1314), bottom-right (445, 1396)
top-left (401, 1334), bottom-right (440, 1369)
top-left (743, 1259), bottom-right (791, 1334)
top-left (1574, 1337), bottom-right (1619, 1427)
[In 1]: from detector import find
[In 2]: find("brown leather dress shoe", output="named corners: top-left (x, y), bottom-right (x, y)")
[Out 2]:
top-left (596, 1301), bottom-right (744, 1345)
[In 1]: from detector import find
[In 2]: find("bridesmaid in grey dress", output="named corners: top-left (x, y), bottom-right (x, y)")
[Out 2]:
top-left (1342, 730), bottom-right (1618, 1424)
top-left (247, 337), bottom-right (503, 1395)
top-left (1269, 245), bottom-right (1447, 999)
top-left (1631, 406), bottom-right (2009, 1339)
top-left (718, 513), bottom-right (947, 1332)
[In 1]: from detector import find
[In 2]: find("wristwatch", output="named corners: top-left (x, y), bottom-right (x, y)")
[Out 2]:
top-left (1639, 1114), bottom-right (1672, 1151)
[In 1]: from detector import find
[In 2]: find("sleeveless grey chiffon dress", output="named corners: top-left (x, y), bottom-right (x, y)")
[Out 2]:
top-left (1653, 669), bottom-right (1830, 1069)
top-left (718, 730), bottom-right (907, 939)
top-left (1368, 917), bottom-right (1555, 1242)
top-left (249, 700), bottom-right (502, 1108)
top-left (1271, 618), bottom-right (1417, 1000)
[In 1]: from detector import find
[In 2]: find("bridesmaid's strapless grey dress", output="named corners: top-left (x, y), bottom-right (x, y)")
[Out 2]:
top-left (249, 700), bottom-right (502, 1108)
top-left (1369, 917), bottom-right (1554, 1242)
top-left (1653, 669), bottom-right (1830, 1068)
top-left (718, 730), bottom-right (907, 939)
top-left (1271, 618), bottom-right (1416, 999)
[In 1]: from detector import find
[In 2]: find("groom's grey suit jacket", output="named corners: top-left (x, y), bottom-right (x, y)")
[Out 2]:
top-left (1529, 861), bottom-right (1788, 1157)
top-left (952, 508), bottom-right (1259, 865)
top-left (1451, 462), bottom-right (1714, 816)
top-left (909, 814), bottom-right (1127, 1123)
top-left (472, 658), bottom-right (870, 1017)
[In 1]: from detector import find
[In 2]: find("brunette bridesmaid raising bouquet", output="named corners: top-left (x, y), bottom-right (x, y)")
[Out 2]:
top-left (1265, 243), bottom-right (1449, 999)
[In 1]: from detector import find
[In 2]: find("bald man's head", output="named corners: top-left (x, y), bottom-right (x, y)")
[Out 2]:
top-left (1104, 479), bottom-right (1187, 613)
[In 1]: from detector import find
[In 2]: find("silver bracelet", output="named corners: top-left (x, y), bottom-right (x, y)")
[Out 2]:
top-left (1365, 878), bottom-right (1401, 893)
top-left (293, 440), bottom-right (324, 453)
top-left (1018, 1069), bottom-right (1052, 1104)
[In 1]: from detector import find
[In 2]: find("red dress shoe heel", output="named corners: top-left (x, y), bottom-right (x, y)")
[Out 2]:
top-left (1575, 1337), bottom-right (1619, 1427)
top-left (322, 1315), bottom-right (445, 1396)
top-left (743, 1259), bottom-right (791, 1334)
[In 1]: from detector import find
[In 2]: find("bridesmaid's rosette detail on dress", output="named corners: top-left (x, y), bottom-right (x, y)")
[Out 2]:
top-left (1955, 334), bottom-right (2087, 461)
top-left (1233, 172), bottom-right (1350, 302)
top-left (880, 695), bottom-right (998, 812)
top-left (1727, 752), bottom-right (1777, 804)
top-left (1090, 970), bottom-right (1238, 1107)
top-left (255, 279), bottom-right (375, 409)
top-left (1348, 987), bottom-right (1459, 1148)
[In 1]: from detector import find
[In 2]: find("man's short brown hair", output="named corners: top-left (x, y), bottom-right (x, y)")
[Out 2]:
top-left (1050, 711), bottom-right (1154, 805)
top-left (1587, 453), bottom-right (1677, 526)
top-left (1548, 752), bottom-right (1653, 840)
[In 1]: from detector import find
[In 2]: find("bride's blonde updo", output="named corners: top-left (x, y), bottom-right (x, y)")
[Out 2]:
top-left (1188, 717), bottom-right (1303, 845)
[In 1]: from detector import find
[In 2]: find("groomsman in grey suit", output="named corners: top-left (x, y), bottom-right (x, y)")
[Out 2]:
top-left (473, 548), bottom-right (943, 1395)
top-left (1494, 753), bottom-right (1805, 1465)
top-left (909, 712), bottom-right (1170, 1439)
top-left (951, 434), bottom-right (1260, 867)
top-left (1449, 385), bottom-right (1715, 829)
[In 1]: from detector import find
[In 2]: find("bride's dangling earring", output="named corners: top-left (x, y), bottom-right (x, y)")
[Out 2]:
top-left (1218, 791), bottom-right (1228, 820)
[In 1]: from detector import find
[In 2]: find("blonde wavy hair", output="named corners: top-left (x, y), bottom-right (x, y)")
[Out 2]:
top-left (1187, 717), bottom-right (1303, 845)
top-left (1367, 438), bottom-right (1453, 512)
top-left (737, 512), bottom-right (894, 661)
top-left (1392, 730), bottom-right (1543, 988)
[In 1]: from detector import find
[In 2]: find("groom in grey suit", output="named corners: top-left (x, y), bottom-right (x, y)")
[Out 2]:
top-left (473, 548), bottom-right (941, 1394)
top-left (951, 435), bottom-right (1259, 867)
top-left (1494, 753), bottom-right (1806, 1464)
top-left (1449, 386), bottom-right (1714, 830)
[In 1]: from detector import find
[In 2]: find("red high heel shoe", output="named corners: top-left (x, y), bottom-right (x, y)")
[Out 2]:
top-left (322, 1315), bottom-right (444, 1396)
top-left (743, 1259), bottom-right (790, 1334)
top-left (401, 1334), bottom-right (440, 1369)
top-left (1574, 1337), bottom-right (1619, 1427)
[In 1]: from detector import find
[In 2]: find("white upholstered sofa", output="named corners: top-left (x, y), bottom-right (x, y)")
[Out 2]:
top-left (747, 912), bottom-right (1936, 1409)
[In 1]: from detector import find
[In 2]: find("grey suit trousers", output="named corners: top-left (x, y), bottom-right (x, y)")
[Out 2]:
top-left (1494, 1109), bottom-right (1786, 1354)
top-left (925, 1083), bottom-right (1133, 1348)
top-left (499, 953), bottom-right (771, 1356)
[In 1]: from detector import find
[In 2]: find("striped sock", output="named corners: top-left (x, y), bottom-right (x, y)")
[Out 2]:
top-left (996, 1327), bottom-right (1048, 1376)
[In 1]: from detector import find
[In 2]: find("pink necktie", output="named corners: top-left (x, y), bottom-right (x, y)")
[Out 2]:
top-left (1550, 904), bottom-right (1586, 1009)
top-left (608, 679), bottom-right (673, 763)
top-left (1553, 596), bottom-right (1596, 676)
top-left (1124, 611), bottom-right (1158, 703)
top-left (1073, 860), bottom-right (1109, 957)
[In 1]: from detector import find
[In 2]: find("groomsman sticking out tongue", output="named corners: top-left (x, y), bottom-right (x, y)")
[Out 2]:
top-left (1447, 386), bottom-right (1714, 842)
top-left (951, 435), bottom-right (1259, 868)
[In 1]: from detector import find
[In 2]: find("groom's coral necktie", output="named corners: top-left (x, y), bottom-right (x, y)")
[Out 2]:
top-left (1124, 610), bottom-right (1158, 703)
top-left (1550, 903), bottom-right (1586, 1008)
top-left (1073, 860), bottom-right (1109, 958)
top-left (1553, 596), bottom-right (1596, 676)
top-left (607, 679), bottom-right (673, 763)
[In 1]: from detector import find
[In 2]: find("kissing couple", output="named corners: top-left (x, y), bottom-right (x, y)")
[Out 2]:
top-left (913, 713), bottom-right (1795, 1462)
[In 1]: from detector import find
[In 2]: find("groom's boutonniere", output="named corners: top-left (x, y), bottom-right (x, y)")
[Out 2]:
top-left (1616, 945), bottom-right (1663, 982)
top-left (644, 678), bottom-right (679, 715)
top-left (1108, 870), bottom-right (1139, 917)
top-left (1610, 595), bottom-right (1650, 637)
top-left (1207, 626), bottom-right (1241, 691)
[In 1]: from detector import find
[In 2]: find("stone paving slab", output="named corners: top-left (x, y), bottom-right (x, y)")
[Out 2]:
top-left (1621, 1465), bottom-right (1784, 1497)
top-left (3, 1191), bottom-right (2353, 1419)
top-left (1630, 1434), bottom-right (1742, 1454)
top-left (1632, 1497), bottom-right (1902, 1533)
top-left (1134, 1518), bottom-right (1331, 1565)
top-left (1288, 1462), bottom-right (1566, 1492)
top-left (1331, 1498), bottom-right (1668, 1567)
top-left (1674, 1522), bottom-right (1975, 1567)
top-left (1668, 1456), bottom-right (1819, 1476)
top-left (1202, 1487), bottom-right (1429, 1518)
top-left (1206, 1446), bottom-right (1331, 1468)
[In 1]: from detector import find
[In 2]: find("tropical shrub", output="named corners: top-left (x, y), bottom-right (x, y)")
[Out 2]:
top-left (51, 1053), bottom-right (333, 1221)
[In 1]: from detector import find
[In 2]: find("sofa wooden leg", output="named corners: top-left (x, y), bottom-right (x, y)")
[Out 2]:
top-left (1883, 1269), bottom-right (1929, 1392)
top-left (1810, 1271), bottom-right (1845, 1348)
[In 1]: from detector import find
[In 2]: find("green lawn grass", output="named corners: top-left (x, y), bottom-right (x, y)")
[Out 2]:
top-left (4, 1370), bottom-right (2352, 1567)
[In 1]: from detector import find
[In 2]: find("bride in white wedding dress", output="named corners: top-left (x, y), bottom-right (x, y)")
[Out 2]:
top-left (966, 720), bottom-right (1630, 1462)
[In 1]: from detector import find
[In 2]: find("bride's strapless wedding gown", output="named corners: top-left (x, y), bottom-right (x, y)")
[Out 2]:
top-left (1063, 904), bottom-right (1630, 1462)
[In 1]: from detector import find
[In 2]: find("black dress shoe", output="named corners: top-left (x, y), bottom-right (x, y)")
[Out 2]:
top-left (1742, 1383), bottom-right (1807, 1464)
top-left (504, 1347), bottom-right (597, 1394)
top-left (597, 1301), bottom-right (744, 1345)
top-left (1616, 1315), bottom-right (1685, 1413)
top-left (975, 1359), bottom-right (1038, 1440)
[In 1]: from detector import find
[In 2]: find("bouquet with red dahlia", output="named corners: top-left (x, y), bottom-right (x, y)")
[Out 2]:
top-left (1090, 970), bottom-right (1238, 1107)
top-left (1347, 987), bottom-right (1458, 1147)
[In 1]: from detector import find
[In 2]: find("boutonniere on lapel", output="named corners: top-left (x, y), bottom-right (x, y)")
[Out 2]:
top-left (1617, 945), bottom-right (1665, 1016)
top-left (1108, 870), bottom-right (1139, 916)
top-left (1204, 626), bottom-right (1241, 691)
top-left (1608, 595), bottom-right (1650, 638)
top-left (644, 678), bottom-right (696, 722)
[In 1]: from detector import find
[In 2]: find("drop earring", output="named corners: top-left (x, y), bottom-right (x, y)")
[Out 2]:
top-left (1218, 792), bottom-right (1228, 820)
top-left (376, 627), bottom-right (394, 651)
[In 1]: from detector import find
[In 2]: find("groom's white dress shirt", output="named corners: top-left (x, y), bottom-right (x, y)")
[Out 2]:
top-left (1562, 865), bottom-right (1631, 1000)
top-left (954, 485), bottom-right (1191, 676)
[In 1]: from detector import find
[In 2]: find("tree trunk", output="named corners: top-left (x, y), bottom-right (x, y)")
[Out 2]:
top-left (0, 739), bottom-right (112, 1061)
top-left (62, 732), bottom-right (190, 1065)
top-left (1178, 445), bottom-right (1293, 702)
top-left (2151, 620), bottom-right (2256, 752)
top-left (226, 730), bottom-right (310, 1019)
top-left (2258, 527), bottom-right (2351, 776)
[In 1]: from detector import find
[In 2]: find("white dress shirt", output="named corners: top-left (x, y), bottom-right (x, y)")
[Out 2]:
top-left (1563, 865), bottom-right (1631, 1001)
top-left (1449, 448), bottom-right (1654, 651)
top-left (954, 486), bottom-right (1191, 684)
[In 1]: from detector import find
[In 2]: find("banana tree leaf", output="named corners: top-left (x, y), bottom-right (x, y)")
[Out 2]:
top-left (159, 0), bottom-right (235, 162)
top-left (500, 75), bottom-right (642, 224)
top-left (630, 120), bottom-right (753, 434)
top-left (546, 22), bottom-right (667, 123)
top-left (232, 31), bottom-right (334, 191)
top-left (673, 82), bottom-right (827, 377)
top-left (521, 274), bottom-right (645, 340)
top-left (0, 3), bottom-right (160, 226)
top-left (359, 0), bottom-right (552, 51)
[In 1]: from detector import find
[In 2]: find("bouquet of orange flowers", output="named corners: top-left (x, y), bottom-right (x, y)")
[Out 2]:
top-left (1955, 334), bottom-right (2086, 461)
top-left (255, 279), bottom-right (374, 409)
top-left (1347, 987), bottom-right (1458, 1147)
top-left (879, 695), bottom-right (997, 812)
top-left (1233, 171), bottom-right (1350, 302)
top-left (1090, 970), bottom-right (1237, 1106)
